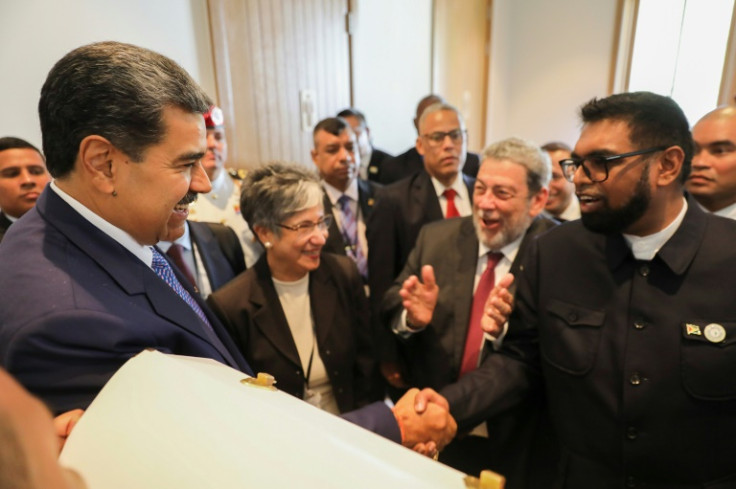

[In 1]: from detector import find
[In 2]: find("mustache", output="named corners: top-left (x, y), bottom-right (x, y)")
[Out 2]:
top-left (177, 192), bottom-right (198, 206)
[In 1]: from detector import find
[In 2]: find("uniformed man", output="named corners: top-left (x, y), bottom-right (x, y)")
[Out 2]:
top-left (187, 105), bottom-right (262, 267)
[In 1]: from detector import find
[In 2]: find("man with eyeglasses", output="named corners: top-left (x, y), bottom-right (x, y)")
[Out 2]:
top-left (541, 141), bottom-right (580, 222)
top-left (429, 91), bottom-right (736, 488)
top-left (378, 94), bottom-right (480, 185)
top-left (311, 117), bottom-right (380, 283)
top-left (367, 102), bottom-right (475, 395)
top-left (382, 137), bottom-right (558, 486)
top-left (686, 105), bottom-right (736, 219)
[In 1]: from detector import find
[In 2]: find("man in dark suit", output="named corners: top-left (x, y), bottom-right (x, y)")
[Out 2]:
top-left (433, 92), bottom-right (736, 487)
top-left (0, 41), bottom-right (455, 451)
top-left (378, 94), bottom-right (480, 184)
top-left (0, 137), bottom-right (50, 243)
top-left (337, 108), bottom-right (393, 183)
top-left (385, 137), bottom-right (556, 486)
top-left (311, 117), bottom-right (380, 281)
top-left (367, 102), bottom-right (475, 389)
top-left (158, 220), bottom-right (245, 297)
top-left (686, 105), bottom-right (736, 220)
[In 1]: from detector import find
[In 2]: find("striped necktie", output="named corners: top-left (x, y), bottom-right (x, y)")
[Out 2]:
top-left (151, 247), bottom-right (213, 332)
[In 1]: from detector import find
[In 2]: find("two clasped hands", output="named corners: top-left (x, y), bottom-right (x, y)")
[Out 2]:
top-left (396, 264), bottom-right (514, 457)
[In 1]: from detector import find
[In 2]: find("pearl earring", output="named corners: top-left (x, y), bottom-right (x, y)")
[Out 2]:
top-left (264, 241), bottom-right (272, 249)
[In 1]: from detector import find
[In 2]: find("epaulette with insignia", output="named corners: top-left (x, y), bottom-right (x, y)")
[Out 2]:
top-left (227, 168), bottom-right (247, 181)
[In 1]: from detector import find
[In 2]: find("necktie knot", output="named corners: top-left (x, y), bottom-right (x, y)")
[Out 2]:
top-left (486, 251), bottom-right (504, 270)
top-left (338, 194), bottom-right (351, 209)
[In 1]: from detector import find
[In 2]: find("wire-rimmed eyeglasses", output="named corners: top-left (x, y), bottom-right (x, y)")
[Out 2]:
top-left (277, 215), bottom-right (332, 237)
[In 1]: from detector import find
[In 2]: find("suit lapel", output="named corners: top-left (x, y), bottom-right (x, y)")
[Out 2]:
top-left (309, 261), bottom-right (337, 351)
top-left (357, 179), bottom-right (377, 219)
top-left (413, 171), bottom-right (442, 221)
top-left (452, 218), bottom-right (480, 368)
top-left (37, 189), bottom-right (240, 367)
top-left (323, 191), bottom-right (347, 256)
top-left (189, 221), bottom-right (231, 289)
top-left (250, 259), bottom-right (303, 368)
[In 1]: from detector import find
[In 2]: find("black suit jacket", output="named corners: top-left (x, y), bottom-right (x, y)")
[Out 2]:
top-left (377, 146), bottom-right (480, 185)
top-left (442, 201), bottom-right (736, 487)
top-left (0, 212), bottom-right (12, 243)
top-left (188, 221), bottom-right (246, 292)
top-left (322, 179), bottom-right (380, 258)
top-left (206, 253), bottom-right (380, 414)
top-left (0, 188), bottom-right (250, 413)
top-left (366, 147), bottom-right (392, 183)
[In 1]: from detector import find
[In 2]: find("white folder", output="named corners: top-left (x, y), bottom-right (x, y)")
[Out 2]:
top-left (59, 350), bottom-right (467, 488)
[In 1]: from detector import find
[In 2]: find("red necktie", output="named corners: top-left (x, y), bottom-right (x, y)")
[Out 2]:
top-left (443, 188), bottom-right (460, 218)
top-left (166, 243), bottom-right (197, 288)
top-left (459, 252), bottom-right (504, 376)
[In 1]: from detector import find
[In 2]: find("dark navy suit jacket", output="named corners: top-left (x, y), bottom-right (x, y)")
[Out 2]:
top-left (0, 188), bottom-right (399, 441)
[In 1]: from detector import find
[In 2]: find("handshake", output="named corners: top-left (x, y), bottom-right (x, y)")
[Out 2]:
top-left (392, 388), bottom-right (457, 457)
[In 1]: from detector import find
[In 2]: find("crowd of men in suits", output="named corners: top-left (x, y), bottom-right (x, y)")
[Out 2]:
top-left (3, 40), bottom-right (736, 489)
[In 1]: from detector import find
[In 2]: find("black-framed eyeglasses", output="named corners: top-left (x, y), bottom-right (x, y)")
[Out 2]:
top-left (277, 215), bottom-right (333, 237)
top-left (559, 146), bottom-right (667, 183)
top-left (422, 129), bottom-right (466, 145)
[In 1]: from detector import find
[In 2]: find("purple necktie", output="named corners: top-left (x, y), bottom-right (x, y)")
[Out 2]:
top-left (338, 194), bottom-right (368, 279)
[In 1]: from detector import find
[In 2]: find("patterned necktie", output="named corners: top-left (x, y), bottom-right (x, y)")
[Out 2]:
top-left (459, 251), bottom-right (504, 376)
top-left (166, 243), bottom-right (197, 288)
top-left (337, 194), bottom-right (368, 279)
top-left (443, 188), bottom-right (460, 218)
top-left (151, 247), bottom-right (213, 332)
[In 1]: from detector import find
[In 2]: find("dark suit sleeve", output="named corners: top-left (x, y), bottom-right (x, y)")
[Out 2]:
top-left (341, 401), bottom-right (401, 443)
top-left (207, 223), bottom-right (247, 274)
top-left (440, 237), bottom-right (543, 431)
top-left (366, 188), bottom-right (402, 364)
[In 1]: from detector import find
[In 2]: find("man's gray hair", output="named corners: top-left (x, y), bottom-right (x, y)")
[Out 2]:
top-left (482, 137), bottom-right (551, 194)
top-left (240, 162), bottom-right (324, 237)
top-left (417, 102), bottom-right (466, 133)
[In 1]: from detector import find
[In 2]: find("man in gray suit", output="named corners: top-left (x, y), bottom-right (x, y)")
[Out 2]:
top-left (384, 137), bottom-right (557, 485)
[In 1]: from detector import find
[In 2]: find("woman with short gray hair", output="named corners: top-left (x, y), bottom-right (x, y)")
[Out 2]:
top-left (207, 162), bottom-right (379, 414)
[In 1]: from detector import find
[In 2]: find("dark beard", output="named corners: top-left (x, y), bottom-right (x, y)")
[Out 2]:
top-left (581, 164), bottom-right (651, 234)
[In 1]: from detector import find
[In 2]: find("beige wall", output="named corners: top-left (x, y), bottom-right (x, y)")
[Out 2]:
top-left (0, 0), bottom-right (216, 150)
top-left (486, 0), bottom-right (620, 149)
top-left (1, 0), bottom-right (622, 159)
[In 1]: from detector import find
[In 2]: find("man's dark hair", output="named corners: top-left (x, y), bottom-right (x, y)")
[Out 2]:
top-left (541, 141), bottom-right (571, 153)
top-left (580, 92), bottom-right (693, 183)
top-left (336, 108), bottom-right (366, 126)
top-left (0, 137), bottom-right (42, 158)
top-left (313, 117), bottom-right (350, 139)
top-left (38, 41), bottom-right (211, 178)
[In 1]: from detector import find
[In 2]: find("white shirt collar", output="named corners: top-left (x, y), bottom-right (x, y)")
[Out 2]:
top-left (430, 173), bottom-right (465, 200)
top-left (158, 221), bottom-right (192, 252)
top-left (623, 197), bottom-right (688, 261)
top-left (50, 181), bottom-right (153, 266)
top-left (323, 178), bottom-right (358, 205)
top-left (477, 228), bottom-right (525, 264)
top-left (695, 199), bottom-right (736, 221)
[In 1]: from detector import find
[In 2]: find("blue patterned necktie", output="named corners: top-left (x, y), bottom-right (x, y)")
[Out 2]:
top-left (337, 194), bottom-right (368, 279)
top-left (151, 247), bottom-right (213, 332)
